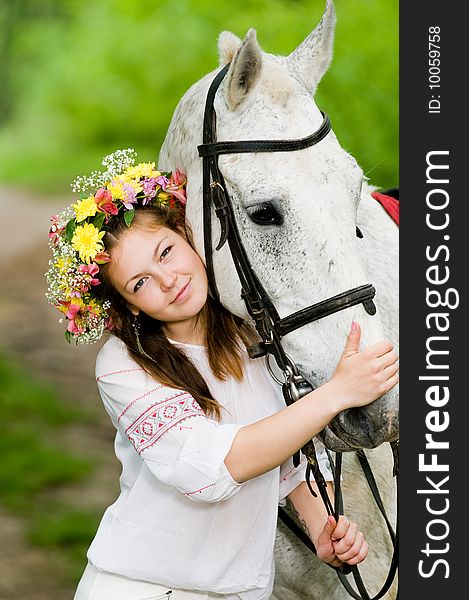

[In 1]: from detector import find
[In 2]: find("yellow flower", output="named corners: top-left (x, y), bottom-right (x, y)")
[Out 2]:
top-left (108, 178), bottom-right (141, 203)
top-left (88, 298), bottom-right (104, 314)
top-left (55, 256), bottom-right (73, 272)
top-left (71, 223), bottom-right (105, 264)
top-left (158, 191), bottom-right (171, 202)
top-left (125, 162), bottom-right (160, 180)
top-left (57, 297), bottom-right (85, 315)
top-left (73, 196), bottom-right (98, 222)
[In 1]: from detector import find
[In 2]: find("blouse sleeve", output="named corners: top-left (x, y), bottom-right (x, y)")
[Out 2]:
top-left (95, 338), bottom-right (243, 503)
top-left (278, 439), bottom-right (334, 506)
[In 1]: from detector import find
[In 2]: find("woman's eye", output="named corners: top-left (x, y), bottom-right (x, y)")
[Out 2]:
top-left (160, 245), bottom-right (172, 259)
top-left (134, 278), bottom-right (146, 293)
top-left (246, 202), bottom-right (283, 226)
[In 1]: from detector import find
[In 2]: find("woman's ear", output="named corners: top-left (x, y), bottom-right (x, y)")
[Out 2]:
top-left (128, 305), bottom-right (139, 317)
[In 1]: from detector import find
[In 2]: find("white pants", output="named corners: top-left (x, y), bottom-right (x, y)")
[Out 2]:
top-left (74, 562), bottom-right (223, 600)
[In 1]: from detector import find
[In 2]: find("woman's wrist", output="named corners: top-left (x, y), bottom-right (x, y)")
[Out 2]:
top-left (308, 379), bottom-right (347, 421)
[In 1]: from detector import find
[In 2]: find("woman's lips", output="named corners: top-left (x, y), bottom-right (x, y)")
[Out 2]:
top-left (172, 281), bottom-right (190, 304)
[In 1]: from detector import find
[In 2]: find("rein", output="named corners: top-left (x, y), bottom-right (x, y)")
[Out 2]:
top-left (278, 444), bottom-right (399, 599)
top-left (197, 63), bottom-right (398, 600)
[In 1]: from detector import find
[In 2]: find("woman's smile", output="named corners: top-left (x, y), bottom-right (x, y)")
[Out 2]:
top-left (172, 279), bottom-right (191, 304)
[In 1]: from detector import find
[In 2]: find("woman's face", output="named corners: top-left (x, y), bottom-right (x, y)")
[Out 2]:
top-left (109, 225), bottom-right (208, 330)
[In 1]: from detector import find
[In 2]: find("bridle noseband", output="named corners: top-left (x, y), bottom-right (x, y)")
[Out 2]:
top-left (197, 63), bottom-right (398, 600)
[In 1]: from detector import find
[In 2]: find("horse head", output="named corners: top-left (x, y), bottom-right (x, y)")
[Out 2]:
top-left (159, 0), bottom-right (399, 452)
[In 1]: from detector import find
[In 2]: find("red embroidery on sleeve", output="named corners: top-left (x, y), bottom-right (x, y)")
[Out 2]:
top-left (118, 386), bottom-right (164, 423)
top-left (96, 368), bottom-right (144, 382)
top-left (183, 482), bottom-right (216, 496)
top-left (126, 393), bottom-right (204, 454)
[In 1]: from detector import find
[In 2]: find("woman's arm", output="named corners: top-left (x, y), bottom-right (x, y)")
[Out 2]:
top-left (225, 322), bottom-right (399, 483)
top-left (285, 481), bottom-right (332, 553)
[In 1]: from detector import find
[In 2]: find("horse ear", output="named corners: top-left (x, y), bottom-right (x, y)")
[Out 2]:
top-left (224, 28), bottom-right (262, 111)
top-left (218, 31), bottom-right (242, 65)
top-left (287, 0), bottom-right (336, 93)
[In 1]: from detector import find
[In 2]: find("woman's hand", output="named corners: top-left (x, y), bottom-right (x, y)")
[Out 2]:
top-left (329, 321), bottom-right (399, 410)
top-left (316, 515), bottom-right (368, 567)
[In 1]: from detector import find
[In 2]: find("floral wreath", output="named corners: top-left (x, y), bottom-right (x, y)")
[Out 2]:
top-left (45, 148), bottom-right (187, 344)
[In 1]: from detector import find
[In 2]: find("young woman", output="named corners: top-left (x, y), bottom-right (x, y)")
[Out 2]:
top-left (46, 150), bottom-right (399, 600)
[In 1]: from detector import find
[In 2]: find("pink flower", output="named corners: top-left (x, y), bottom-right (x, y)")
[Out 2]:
top-left (172, 169), bottom-right (185, 186)
top-left (65, 304), bottom-right (82, 333)
top-left (49, 214), bottom-right (65, 245)
top-left (104, 316), bottom-right (115, 331)
top-left (167, 187), bottom-right (187, 205)
top-left (166, 169), bottom-right (187, 205)
top-left (95, 188), bottom-right (119, 217)
top-left (78, 262), bottom-right (101, 286)
top-left (122, 183), bottom-right (137, 210)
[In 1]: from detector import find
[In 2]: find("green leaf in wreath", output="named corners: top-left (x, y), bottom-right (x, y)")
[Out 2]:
top-left (64, 218), bottom-right (77, 242)
top-left (92, 212), bottom-right (106, 230)
top-left (124, 209), bottom-right (135, 227)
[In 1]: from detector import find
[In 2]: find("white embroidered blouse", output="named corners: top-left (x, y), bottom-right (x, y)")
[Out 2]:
top-left (86, 335), bottom-right (332, 600)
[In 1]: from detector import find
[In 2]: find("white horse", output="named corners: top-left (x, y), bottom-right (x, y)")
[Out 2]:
top-left (159, 1), bottom-right (398, 598)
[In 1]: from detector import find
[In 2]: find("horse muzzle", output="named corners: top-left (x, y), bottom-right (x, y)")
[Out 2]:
top-left (320, 391), bottom-right (399, 452)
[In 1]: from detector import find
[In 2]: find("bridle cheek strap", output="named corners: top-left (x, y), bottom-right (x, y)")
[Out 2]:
top-left (197, 63), bottom-right (376, 376)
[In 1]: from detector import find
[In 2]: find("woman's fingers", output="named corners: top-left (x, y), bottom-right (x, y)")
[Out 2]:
top-left (332, 520), bottom-right (357, 554)
top-left (331, 515), bottom-right (351, 540)
top-left (332, 520), bottom-right (369, 564)
top-left (336, 539), bottom-right (369, 565)
top-left (383, 362), bottom-right (399, 380)
top-left (363, 339), bottom-right (394, 358)
top-left (379, 349), bottom-right (399, 367)
top-left (384, 372), bottom-right (399, 392)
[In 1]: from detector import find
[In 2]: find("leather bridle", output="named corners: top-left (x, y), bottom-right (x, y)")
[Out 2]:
top-left (198, 63), bottom-right (377, 384)
top-left (197, 62), bottom-right (398, 599)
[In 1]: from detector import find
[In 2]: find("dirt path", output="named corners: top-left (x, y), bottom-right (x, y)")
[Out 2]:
top-left (0, 186), bottom-right (120, 599)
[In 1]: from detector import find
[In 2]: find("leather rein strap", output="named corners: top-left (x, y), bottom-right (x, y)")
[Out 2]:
top-left (278, 447), bottom-right (399, 600)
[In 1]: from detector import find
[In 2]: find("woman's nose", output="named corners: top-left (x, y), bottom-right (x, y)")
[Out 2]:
top-left (159, 270), bottom-right (177, 291)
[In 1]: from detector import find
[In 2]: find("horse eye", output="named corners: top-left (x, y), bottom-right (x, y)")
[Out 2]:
top-left (246, 202), bottom-right (283, 226)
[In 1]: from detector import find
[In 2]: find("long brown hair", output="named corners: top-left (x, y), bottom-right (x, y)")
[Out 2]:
top-left (96, 206), bottom-right (258, 419)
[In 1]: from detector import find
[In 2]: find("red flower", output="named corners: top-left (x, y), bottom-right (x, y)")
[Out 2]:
top-left (94, 251), bottom-right (111, 264)
top-left (49, 214), bottom-right (65, 245)
top-left (166, 169), bottom-right (187, 205)
top-left (95, 188), bottom-right (119, 216)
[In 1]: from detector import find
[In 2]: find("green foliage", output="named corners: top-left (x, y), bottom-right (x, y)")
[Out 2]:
top-left (0, 0), bottom-right (397, 190)
top-left (28, 509), bottom-right (98, 548)
top-left (28, 508), bottom-right (101, 580)
top-left (0, 352), bottom-right (93, 509)
top-left (0, 352), bottom-right (98, 577)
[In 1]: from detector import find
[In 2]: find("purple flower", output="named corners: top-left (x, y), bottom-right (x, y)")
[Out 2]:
top-left (122, 183), bottom-right (137, 210)
top-left (142, 177), bottom-right (158, 204)
top-left (155, 175), bottom-right (170, 190)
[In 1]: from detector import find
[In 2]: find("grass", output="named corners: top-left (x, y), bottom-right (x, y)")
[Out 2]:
top-left (0, 351), bottom-right (101, 582)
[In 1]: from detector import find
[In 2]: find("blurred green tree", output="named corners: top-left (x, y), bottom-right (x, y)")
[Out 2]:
top-left (0, 0), bottom-right (397, 191)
